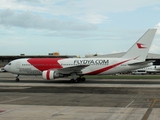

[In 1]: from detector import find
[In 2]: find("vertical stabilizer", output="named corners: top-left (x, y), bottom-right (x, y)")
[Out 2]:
top-left (121, 29), bottom-right (157, 61)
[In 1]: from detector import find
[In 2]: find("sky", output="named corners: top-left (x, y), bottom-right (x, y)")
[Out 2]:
top-left (0, 0), bottom-right (160, 57)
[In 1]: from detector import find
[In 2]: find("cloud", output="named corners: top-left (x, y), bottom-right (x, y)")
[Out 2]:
top-left (76, 14), bottom-right (109, 24)
top-left (47, 0), bottom-right (160, 24)
top-left (154, 7), bottom-right (160, 10)
top-left (15, 0), bottom-right (41, 3)
top-left (150, 44), bottom-right (160, 53)
top-left (1, 0), bottom-right (160, 25)
top-left (156, 23), bottom-right (160, 28)
top-left (154, 26), bottom-right (160, 36)
top-left (1, 36), bottom-right (26, 47)
top-left (149, 28), bottom-right (160, 53)
top-left (0, 9), bottom-right (97, 31)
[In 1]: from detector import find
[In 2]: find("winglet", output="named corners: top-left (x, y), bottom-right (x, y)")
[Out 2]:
top-left (121, 29), bottom-right (157, 61)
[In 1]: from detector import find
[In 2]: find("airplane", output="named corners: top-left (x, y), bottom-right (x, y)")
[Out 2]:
top-left (4, 29), bottom-right (157, 82)
top-left (132, 65), bottom-right (160, 75)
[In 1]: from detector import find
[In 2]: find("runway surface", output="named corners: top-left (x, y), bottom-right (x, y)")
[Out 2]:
top-left (0, 73), bottom-right (160, 120)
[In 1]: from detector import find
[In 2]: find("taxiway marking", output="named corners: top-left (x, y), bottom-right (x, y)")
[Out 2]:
top-left (0, 97), bottom-right (29, 104)
top-left (141, 99), bottom-right (160, 120)
top-left (125, 100), bottom-right (134, 108)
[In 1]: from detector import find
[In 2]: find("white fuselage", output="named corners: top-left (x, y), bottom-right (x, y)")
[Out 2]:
top-left (4, 58), bottom-right (152, 76)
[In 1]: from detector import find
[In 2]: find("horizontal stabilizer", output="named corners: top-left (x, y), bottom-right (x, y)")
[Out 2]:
top-left (128, 60), bottom-right (154, 66)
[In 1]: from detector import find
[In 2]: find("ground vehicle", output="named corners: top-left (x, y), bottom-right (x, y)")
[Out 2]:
top-left (132, 70), bottom-right (147, 75)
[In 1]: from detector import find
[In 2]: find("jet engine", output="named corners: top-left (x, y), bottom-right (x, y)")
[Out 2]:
top-left (42, 70), bottom-right (63, 80)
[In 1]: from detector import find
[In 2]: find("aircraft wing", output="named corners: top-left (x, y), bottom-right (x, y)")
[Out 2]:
top-left (53, 65), bottom-right (89, 74)
top-left (128, 60), bottom-right (155, 66)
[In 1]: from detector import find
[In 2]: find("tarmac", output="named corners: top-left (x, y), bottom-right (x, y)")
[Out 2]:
top-left (0, 73), bottom-right (160, 120)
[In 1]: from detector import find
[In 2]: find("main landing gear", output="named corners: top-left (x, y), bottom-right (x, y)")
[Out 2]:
top-left (15, 75), bottom-right (20, 82)
top-left (70, 77), bottom-right (86, 83)
top-left (70, 73), bottom-right (86, 83)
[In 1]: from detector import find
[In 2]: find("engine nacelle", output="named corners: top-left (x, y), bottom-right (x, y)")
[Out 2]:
top-left (42, 70), bottom-right (62, 80)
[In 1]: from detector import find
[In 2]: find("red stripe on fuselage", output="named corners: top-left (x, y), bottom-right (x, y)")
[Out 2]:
top-left (86, 59), bottom-right (130, 75)
top-left (27, 58), bottom-right (65, 71)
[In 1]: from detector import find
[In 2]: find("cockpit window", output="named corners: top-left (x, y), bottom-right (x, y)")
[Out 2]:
top-left (8, 63), bottom-right (11, 65)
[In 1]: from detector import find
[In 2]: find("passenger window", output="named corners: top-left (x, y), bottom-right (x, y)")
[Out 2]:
top-left (8, 63), bottom-right (11, 65)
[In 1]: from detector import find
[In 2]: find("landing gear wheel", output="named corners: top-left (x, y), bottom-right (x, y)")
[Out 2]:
top-left (15, 75), bottom-right (20, 82)
top-left (70, 79), bottom-right (75, 83)
top-left (75, 78), bottom-right (81, 83)
top-left (81, 77), bottom-right (86, 82)
top-left (16, 78), bottom-right (19, 82)
top-left (70, 76), bottom-right (86, 83)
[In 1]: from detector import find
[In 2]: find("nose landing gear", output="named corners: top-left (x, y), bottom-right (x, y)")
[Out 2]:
top-left (15, 75), bottom-right (20, 82)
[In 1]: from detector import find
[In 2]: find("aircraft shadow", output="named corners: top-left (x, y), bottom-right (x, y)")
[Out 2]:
top-left (1, 79), bottom-right (160, 85)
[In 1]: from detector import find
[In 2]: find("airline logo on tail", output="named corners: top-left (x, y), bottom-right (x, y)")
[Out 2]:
top-left (137, 43), bottom-right (146, 49)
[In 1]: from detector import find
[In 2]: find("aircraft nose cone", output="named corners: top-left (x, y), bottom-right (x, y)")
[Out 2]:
top-left (4, 65), bottom-right (9, 71)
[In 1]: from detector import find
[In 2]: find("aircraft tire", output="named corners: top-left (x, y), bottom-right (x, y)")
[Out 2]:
top-left (16, 78), bottom-right (19, 82)
top-left (70, 79), bottom-right (75, 83)
top-left (81, 77), bottom-right (86, 82)
top-left (75, 78), bottom-right (80, 83)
